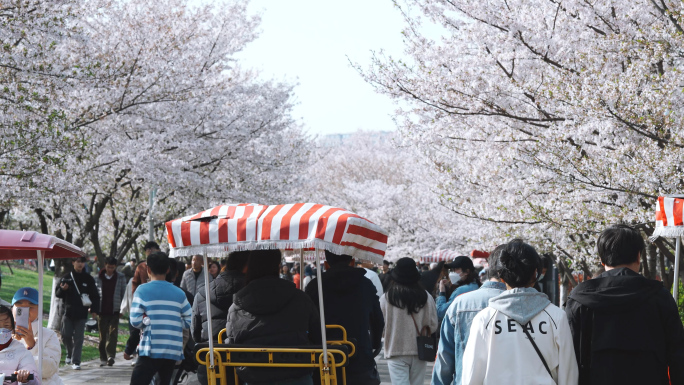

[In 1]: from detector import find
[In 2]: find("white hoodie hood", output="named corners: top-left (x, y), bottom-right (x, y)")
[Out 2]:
top-left (462, 288), bottom-right (578, 385)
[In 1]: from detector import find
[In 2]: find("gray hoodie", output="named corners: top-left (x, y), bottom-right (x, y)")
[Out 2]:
top-left (488, 287), bottom-right (551, 325)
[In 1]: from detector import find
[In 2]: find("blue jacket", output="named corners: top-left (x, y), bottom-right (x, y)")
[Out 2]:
top-left (436, 281), bottom-right (479, 322)
top-left (432, 281), bottom-right (506, 385)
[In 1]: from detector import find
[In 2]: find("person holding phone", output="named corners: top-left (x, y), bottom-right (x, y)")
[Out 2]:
top-left (12, 288), bottom-right (63, 385)
top-left (0, 305), bottom-right (39, 385)
top-left (55, 256), bottom-right (100, 370)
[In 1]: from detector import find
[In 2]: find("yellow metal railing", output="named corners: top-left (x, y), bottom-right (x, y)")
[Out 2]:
top-left (199, 325), bottom-right (355, 385)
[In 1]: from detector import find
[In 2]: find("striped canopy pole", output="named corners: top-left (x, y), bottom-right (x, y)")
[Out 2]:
top-left (651, 195), bottom-right (684, 302)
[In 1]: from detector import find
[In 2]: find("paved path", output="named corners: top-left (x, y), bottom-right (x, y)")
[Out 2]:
top-left (58, 351), bottom-right (433, 384)
top-left (376, 354), bottom-right (434, 385)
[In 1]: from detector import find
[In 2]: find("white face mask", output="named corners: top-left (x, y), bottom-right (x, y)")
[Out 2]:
top-left (0, 328), bottom-right (12, 345)
top-left (449, 272), bottom-right (460, 285)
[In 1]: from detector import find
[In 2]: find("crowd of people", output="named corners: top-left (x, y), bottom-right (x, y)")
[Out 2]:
top-left (0, 224), bottom-right (680, 385)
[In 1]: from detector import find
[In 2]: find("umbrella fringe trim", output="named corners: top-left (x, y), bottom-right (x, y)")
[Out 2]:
top-left (169, 241), bottom-right (384, 264)
top-left (649, 227), bottom-right (684, 241)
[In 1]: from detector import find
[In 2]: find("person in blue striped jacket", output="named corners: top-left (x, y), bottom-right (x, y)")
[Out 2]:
top-left (129, 251), bottom-right (192, 385)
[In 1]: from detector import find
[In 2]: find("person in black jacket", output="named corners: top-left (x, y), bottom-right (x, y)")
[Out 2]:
top-left (194, 251), bottom-right (249, 385)
top-left (55, 256), bottom-right (101, 370)
top-left (227, 249), bottom-right (322, 385)
top-left (565, 224), bottom-right (684, 385)
top-left (305, 251), bottom-right (384, 385)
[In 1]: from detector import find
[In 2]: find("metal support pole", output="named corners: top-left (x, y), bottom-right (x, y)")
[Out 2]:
top-left (300, 249), bottom-right (305, 291)
top-left (148, 188), bottom-right (156, 242)
top-left (202, 251), bottom-right (215, 381)
top-left (315, 248), bottom-right (328, 367)
top-left (674, 237), bottom-right (681, 303)
top-left (36, 251), bottom-right (44, 379)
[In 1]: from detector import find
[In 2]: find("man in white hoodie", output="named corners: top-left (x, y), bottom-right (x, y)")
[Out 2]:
top-left (462, 240), bottom-right (578, 385)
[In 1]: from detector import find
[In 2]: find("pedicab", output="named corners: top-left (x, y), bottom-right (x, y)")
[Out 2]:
top-left (0, 229), bottom-right (87, 381)
top-left (165, 203), bottom-right (389, 385)
top-left (650, 195), bottom-right (684, 302)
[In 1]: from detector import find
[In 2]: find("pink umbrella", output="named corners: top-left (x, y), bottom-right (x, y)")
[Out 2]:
top-left (0, 230), bottom-right (86, 379)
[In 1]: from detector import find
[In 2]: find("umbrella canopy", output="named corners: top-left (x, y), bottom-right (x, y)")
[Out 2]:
top-left (650, 195), bottom-right (684, 240)
top-left (0, 230), bottom-right (85, 260)
top-left (166, 203), bottom-right (389, 264)
top-left (420, 250), bottom-right (459, 264)
top-left (650, 195), bottom-right (684, 304)
top-left (0, 229), bottom-right (84, 382)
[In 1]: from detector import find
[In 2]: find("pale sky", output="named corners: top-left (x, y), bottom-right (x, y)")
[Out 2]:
top-left (231, 0), bottom-right (412, 136)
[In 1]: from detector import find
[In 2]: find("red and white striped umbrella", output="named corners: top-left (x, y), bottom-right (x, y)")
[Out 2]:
top-left (651, 195), bottom-right (684, 240)
top-left (420, 250), bottom-right (459, 264)
top-left (650, 195), bottom-right (684, 304)
top-left (165, 203), bottom-right (389, 264)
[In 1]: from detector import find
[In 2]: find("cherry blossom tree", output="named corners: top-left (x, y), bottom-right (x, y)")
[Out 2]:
top-left (303, 131), bottom-right (490, 261)
top-left (360, 0), bottom-right (684, 274)
top-left (4, 0), bottom-right (308, 271)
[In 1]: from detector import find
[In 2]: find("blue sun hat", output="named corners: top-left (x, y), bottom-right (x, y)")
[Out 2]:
top-left (12, 287), bottom-right (39, 306)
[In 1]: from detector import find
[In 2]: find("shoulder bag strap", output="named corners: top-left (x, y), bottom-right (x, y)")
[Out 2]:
top-left (71, 272), bottom-right (82, 296)
top-left (409, 313), bottom-right (422, 335)
top-left (518, 321), bottom-right (553, 379)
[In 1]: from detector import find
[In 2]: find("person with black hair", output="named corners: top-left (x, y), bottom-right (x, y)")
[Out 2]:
top-left (433, 245), bottom-right (508, 385)
top-left (55, 256), bottom-right (100, 370)
top-left (95, 257), bottom-right (126, 366)
top-left (305, 251), bottom-right (384, 385)
top-left (129, 252), bottom-right (191, 385)
top-left (378, 260), bottom-right (393, 292)
top-left (380, 257), bottom-right (438, 385)
top-left (227, 250), bottom-right (321, 385)
top-left (125, 240), bottom-right (160, 362)
top-left (462, 240), bottom-right (578, 384)
top-left (194, 251), bottom-right (249, 385)
top-left (436, 256), bottom-right (481, 323)
top-left (180, 255), bottom-right (213, 298)
top-left (565, 224), bottom-right (684, 384)
top-left (0, 306), bottom-right (39, 384)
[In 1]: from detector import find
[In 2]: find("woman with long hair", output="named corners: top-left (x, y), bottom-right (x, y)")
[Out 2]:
top-left (380, 257), bottom-right (438, 385)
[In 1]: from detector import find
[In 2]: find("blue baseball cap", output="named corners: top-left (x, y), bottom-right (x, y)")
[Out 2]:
top-left (12, 287), bottom-right (39, 306)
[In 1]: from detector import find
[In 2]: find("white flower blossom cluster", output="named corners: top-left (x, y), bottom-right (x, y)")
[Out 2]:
top-left (359, 0), bottom-right (684, 266)
top-left (1, 0), bottom-right (307, 263)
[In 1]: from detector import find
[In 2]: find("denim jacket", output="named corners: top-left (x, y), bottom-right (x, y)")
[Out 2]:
top-left (436, 281), bottom-right (479, 322)
top-left (432, 281), bottom-right (507, 385)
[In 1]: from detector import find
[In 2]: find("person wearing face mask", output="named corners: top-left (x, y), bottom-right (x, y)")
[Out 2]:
top-left (436, 256), bottom-right (481, 323)
top-left (0, 305), bottom-right (40, 385)
top-left (12, 288), bottom-right (62, 385)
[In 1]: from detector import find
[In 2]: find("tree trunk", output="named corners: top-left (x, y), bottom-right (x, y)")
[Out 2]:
top-left (47, 277), bottom-right (64, 331)
top-left (641, 248), bottom-right (652, 279)
top-left (560, 276), bottom-right (570, 308)
top-left (646, 243), bottom-right (658, 280)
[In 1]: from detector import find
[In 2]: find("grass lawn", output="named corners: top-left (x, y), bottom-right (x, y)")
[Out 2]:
top-left (0, 266), bottom-right (54, 305)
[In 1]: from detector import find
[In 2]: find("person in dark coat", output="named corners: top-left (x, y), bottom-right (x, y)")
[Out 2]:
top-left (305, 251), bottom-right (384, 385)
top-left (227, 250), bottom-right (322, 385)
top-left (194, 251), bottom-right (249, 385)
top-left (565, 224), bottom-right (684, 385)
top-left (378, 260), bottom-right (393, 292)
top-left (420, 261), bottom-right (446, 298)
top-left (55, 256), bottom-right (101, 370)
